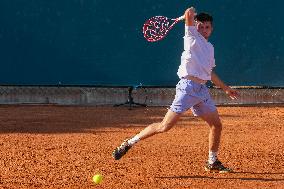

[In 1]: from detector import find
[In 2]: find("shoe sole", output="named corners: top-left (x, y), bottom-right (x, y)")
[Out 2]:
top-left (112, 142), bottom-right (132, 160)
top-left (112, 149), bottom-right (123, 160)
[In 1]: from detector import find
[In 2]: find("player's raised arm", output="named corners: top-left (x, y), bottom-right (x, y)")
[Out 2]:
top-left (185, 7), bottom-right (196, 26)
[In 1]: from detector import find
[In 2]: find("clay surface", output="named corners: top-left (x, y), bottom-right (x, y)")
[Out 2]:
top-left (0, 105), bottom-right (283, 188)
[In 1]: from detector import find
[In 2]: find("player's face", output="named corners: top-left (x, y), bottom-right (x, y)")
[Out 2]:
top-left (196, 21), bottom-right (213, 40)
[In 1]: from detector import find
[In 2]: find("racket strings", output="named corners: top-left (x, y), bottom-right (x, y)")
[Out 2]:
top-left (143, 16), bottom-right (176, 42)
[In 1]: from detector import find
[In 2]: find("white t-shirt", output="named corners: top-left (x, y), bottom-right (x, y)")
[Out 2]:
top-left (177, 26), bottom-right (216, 81)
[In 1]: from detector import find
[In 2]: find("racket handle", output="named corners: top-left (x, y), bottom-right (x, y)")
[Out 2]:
top-left (177, 15), bottom-right (185, 21)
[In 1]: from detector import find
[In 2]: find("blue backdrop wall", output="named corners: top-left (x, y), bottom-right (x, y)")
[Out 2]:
top-left (0, 0), bottom-right (283, 86)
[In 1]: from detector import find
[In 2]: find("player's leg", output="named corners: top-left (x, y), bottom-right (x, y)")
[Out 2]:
top-left (199, 110), bottom-right (222, 160)
top-left (112, 109), bottom-right (181, 160)
top-left (197, 108), bottom-right (232, 173)
top-left (112, 79), bottom-right (198, 160)
top-left (136, 109), bottom-right (181, 140)
top-left (191, 88), bottom-right (232, 173)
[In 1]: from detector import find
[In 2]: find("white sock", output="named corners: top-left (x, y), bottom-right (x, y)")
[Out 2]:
top-left (208, 151), bottom-right (218, 164)
top-left (127, 135), bottom-right (140, 146)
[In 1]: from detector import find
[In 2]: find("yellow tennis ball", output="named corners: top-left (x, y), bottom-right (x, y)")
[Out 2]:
top-left (92, 174), bottom-right (103, 184)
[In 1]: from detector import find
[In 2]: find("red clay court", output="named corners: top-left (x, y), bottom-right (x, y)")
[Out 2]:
top-left (0, 105), bottom-right (283, 189)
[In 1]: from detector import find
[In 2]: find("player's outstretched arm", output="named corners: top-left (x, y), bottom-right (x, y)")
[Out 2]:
top-left (184, 7), bottom-right (196, 26)
top-left (211, 71), bottom-right (239, 100)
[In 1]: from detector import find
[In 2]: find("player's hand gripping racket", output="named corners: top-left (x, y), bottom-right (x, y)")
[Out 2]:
top-left (143, 15), bottom-right (185, 42)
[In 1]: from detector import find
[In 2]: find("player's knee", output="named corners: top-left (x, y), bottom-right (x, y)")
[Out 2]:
top-left (157, 122), bottom-right (173, 133)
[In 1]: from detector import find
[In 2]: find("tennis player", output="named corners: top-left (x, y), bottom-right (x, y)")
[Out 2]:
top-left (112, 7), bottom-right (238, 173)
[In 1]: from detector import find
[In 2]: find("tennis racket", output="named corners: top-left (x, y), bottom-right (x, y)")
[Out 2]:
top-left (143, 15), bottom-right (185, 42)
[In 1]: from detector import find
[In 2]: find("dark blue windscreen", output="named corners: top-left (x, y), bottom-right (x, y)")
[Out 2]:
top-left (0, 0), bottom-right (283, 86)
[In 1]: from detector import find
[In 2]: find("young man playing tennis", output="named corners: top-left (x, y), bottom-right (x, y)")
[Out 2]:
top-left (112, 7), bottom-right (238, 173)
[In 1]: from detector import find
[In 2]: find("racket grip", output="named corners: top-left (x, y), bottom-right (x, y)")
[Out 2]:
top-left (177, 15), bottom-right (185, 21)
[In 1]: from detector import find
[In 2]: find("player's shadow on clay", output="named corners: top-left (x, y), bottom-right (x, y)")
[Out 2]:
top-left (234, 171), bottom-right (284, 175)
top-left (156, 172), bottom-right (284, 182)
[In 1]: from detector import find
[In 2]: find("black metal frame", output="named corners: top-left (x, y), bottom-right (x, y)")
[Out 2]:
top-left (113, 86), bottom-right (147, 110)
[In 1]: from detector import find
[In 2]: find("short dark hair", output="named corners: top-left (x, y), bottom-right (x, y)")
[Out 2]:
top-left (195, 12), bottom-right (213, 24)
